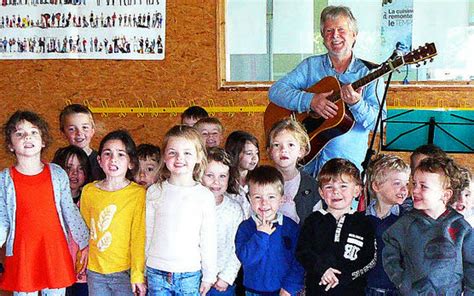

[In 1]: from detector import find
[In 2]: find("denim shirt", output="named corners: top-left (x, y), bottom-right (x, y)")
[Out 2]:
top-left (268, 53), bottom-right (386, 176)
top-left (366, 199), bottom-right (400, 219)
top-left (0, 163), bottom-right (89, 256)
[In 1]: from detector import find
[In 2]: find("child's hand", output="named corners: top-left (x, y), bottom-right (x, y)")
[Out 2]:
top-left (213, 278), bottom-right (229, 292)
top-left (78, 246), bottom-right (89, 275)
top-left (279, 288), bottom-right (291, 296)
top-left (319, 267), bottom-right (341, 291)
top-left (199, 281), bottom-right (212, 296)
top-left (131, 282), bottom-right (147, 295)
top-left (257, 211), bottom-right (276, 235)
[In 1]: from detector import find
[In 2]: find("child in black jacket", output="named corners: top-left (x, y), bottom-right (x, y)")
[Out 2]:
top-left (296, 158), bottom-right (376, 295)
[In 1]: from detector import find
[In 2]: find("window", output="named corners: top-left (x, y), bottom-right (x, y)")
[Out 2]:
top-left (217, 0), bottom-right (474, 89)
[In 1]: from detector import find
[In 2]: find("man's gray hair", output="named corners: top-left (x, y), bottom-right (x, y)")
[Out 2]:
top-left (320, 5), bottom-right (358, 36)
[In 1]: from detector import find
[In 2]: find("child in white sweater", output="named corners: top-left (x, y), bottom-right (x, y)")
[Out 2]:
top-left (201, 147), bottom-right (244, 295)
top-left (146, 125), bottom-right (217, 296)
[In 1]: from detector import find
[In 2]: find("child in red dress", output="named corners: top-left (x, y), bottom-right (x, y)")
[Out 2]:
top-left (0, 110), bottom-right (89, 295)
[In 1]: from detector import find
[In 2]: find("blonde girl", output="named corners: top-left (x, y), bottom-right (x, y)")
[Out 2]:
top-left (266, 118), bottom-right (320, 224)
top-left (80, 130), bottom-right (146, 296)
top-left (146, 125), bottom-right (217, 296)
top-left (0, 110), bottom-right (89, 295)
top-left (451, 167), bottom-right (473, 226)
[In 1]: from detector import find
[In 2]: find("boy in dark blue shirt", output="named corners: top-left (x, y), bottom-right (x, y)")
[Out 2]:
top-left (365, 154), bottom-right (410, 295)
top-left (235, 165), bottom-right (304, 296)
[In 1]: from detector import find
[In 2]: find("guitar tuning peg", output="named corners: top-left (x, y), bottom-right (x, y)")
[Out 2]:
top-left (416, 63), bottom-right (421, 68)
top-left (430, 58), bottom-right (434, 63)
top-left (424, 61), bottom-right (427, 65)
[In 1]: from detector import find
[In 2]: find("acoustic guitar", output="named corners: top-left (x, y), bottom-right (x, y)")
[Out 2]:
top-left (264, 43), bottom-right (437, 165)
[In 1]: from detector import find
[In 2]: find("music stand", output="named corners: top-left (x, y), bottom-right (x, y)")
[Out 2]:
top-left (382, 108), bottom-right (474, 153)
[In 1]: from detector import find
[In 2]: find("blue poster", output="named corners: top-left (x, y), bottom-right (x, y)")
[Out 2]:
top-left (381, 0), bottom-right (413, 61)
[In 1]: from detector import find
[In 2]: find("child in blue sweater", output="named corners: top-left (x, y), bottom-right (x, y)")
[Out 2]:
top-left (365, 154), bottom-right (410, 295)
top-left (235, 165), bottom-right (304, 296)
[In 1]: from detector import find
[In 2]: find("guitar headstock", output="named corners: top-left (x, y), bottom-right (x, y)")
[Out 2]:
top-left (403, 43), bottom-right (437, 65)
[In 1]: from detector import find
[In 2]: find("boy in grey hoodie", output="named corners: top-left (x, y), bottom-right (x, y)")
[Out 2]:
top-left (383, 157), bottom-right (473, 295)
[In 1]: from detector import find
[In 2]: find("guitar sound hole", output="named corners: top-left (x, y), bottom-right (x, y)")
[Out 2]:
top-left (302, 116), bottom-right (325, 132)
top-left (308, 111), bottom-right (321, 120)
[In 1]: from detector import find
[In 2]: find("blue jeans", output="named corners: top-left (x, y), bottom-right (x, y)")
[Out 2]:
top-left (66, 283), bottom-right (88, 296)
top-left (87, 270), bottom-right (133, 296)
top-left (207, 285), bottom-right (235, 296)
top-left (146, 266), bottom-right (201, 296)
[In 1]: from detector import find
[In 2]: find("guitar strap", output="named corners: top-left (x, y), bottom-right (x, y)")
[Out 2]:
top-left (360, 59), bottom-right (380, 71)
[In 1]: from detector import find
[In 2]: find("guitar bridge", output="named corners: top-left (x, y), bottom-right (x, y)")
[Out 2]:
top-left (290, 113), bottom-right (297, 121)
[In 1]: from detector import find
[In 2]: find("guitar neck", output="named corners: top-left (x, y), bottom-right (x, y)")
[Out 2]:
top-left (325, 43), bottom-right (437, 102)
top-left (352, 58), bottom-right (403, 90)
top-left (327, 58), bottom-right (403, 102)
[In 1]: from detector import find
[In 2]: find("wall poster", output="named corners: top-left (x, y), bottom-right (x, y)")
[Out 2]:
top-left (0, 0), bottom-right (166, 59)
top-left (380, 0), bottom-right (413, 60)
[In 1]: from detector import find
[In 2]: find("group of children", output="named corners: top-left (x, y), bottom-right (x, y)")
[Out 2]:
top-left (0, 104), bottom-right (472, 296)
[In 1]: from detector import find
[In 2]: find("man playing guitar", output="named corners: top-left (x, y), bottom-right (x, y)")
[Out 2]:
top-left (268, 5), bottom-right (385, 177)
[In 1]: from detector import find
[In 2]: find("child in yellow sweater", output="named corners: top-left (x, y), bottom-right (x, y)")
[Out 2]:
top-left (80, 130), bottom-right (146, 296)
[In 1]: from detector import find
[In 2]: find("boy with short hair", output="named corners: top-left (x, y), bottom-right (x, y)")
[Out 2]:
top-left (296, 158), bottom-right (376, 296)
top-left (235, 165), bottom-right (304, 296)
top-left (134, 143), bottom-right (160, 188)
top-left (181, 105), bottom-right (209, 126)
top-left (59, 103), bottom-right (104, 180)
top-left (365, 154), bottom-right (410, 295)
top-left (405, 144), bottom-right (448, 211)
top-left (194, 117), bottom-right (224, 148)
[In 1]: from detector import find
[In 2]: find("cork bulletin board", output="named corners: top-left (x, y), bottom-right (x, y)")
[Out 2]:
top-left (0, 0), bottom-right (473, 172)
top-left (0, 0), bottom-right (270, 170)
